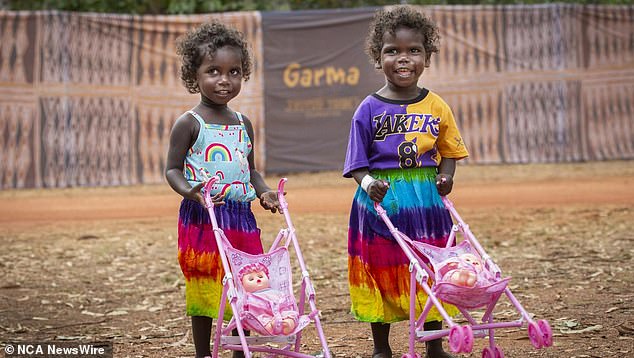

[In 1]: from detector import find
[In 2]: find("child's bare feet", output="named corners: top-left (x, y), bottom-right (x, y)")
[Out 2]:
top-left (425, 338), bottom-right (454, 358)
top-left (372, 349), bottom-right (393, 358)
top-left (425, 350), bottom-right (454, 358)
top-left (425, 339), bottom-right (455, 358)
top-left (424, 321), bottom-right (454, 358)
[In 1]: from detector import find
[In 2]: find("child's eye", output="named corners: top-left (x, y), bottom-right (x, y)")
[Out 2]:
top-left (230, 69), bottom-right (241, 75)
top-left (411, 48), bottom-right (421, 53)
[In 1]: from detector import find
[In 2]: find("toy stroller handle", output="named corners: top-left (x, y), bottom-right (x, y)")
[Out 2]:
top-left (277, 177), bottom-right (287, 195)
top-left (202, 175), bottom-right (220, 208)
top-left (277, 177), bottom-right (288, 209)
top-left (441, 195), bottom-right (453, 209)
top-left (373, 201), bottom-right (387, 216)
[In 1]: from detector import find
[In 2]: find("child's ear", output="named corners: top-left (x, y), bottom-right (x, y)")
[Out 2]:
top-left (374, 61), bottom-right (382, 70)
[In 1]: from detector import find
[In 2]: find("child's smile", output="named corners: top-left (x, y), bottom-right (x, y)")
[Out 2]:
top-left (396, 66), bottom-right (414, 78)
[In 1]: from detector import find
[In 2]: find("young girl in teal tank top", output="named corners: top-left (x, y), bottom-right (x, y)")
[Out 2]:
top-left (165, 21), bottom-right (281, 358)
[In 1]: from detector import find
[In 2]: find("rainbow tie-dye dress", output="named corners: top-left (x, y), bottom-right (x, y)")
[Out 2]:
top-left (343, 89), bottom-right (469, 323)
top-left (178, 110), bottom-right (263, 319)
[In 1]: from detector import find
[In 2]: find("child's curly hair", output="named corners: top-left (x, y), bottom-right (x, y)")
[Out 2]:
top-left (176, 21), bottom-right (252, 94)
top-left (365, 5), bottom-right (440, 67)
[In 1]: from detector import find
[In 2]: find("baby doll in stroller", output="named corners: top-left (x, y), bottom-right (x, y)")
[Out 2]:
top-left (439, 253), bottom-right (496, 288)
top-left (239, 263), bottom-right (298, 335)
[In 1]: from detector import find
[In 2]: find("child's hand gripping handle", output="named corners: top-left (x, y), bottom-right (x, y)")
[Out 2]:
top-left (198, 169), bottom-right (220, 208)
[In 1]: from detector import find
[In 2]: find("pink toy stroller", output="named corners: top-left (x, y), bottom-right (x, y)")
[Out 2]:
top-left (374, 197), bottom-right (553, 358)
top-left (201, 175), bottom-right (331, 358)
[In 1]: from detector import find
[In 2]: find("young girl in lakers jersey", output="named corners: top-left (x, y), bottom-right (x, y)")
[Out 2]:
top-left (343, 6), bottom-right (469, 358)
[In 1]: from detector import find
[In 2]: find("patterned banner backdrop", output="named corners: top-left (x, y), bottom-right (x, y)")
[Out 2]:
top-left (0, 10), bottom-right (264, 189)
top-left (0, 5), bottom-right (632, 188)
top-left (422, 4), bottom-right (634, 166)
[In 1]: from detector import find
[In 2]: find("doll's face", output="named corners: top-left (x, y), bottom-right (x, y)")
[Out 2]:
top-left (462, 254), bottom-right (482, 272)
top-left (241, 270), bottom-right (270, 292)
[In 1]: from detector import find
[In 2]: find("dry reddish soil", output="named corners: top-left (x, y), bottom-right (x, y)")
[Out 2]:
top-left (1, 161), bottom-right (633, 358)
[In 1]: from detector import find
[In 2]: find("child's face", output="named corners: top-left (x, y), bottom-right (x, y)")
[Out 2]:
top-left (196, 45), bottom-right (243, 105)
top-left (379, 27), bottom-right (430, 91)
top-left (241, 270), bottom-right (270, 292)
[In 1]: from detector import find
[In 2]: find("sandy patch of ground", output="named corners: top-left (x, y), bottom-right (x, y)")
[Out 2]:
top-left (1, 161), bottom-right (633, 357)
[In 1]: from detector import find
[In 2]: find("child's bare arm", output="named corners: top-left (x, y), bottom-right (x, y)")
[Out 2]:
top-left (165, 114), bottom-right (206, 205)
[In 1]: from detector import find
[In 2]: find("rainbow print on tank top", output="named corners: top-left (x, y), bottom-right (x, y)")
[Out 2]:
top-left (206, 143), bottom-right (233, 162)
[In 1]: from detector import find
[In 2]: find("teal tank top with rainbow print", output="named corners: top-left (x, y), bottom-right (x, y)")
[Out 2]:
top-left (183, 110), bottom-right (256, 202)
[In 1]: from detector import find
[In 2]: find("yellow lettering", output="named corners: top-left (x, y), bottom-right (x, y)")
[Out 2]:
top-left (285, 98), bottom-right (325, 111)
top-left (283, 62), bottom-right (300, 88)
top-left (313, 68), bottom-right (325, 86)
top-left (283, 63), bottom-right (360, 88)
top-left (347, 67), bottom-right (359, 85)
top-left (300, 69), bottom-right (312, 87)
top-left (327, 97), bottom-right (357, 110)
top-left (326, 67), bottom-right (346, 85)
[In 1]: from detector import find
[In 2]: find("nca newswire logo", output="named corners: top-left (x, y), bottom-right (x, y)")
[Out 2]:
top-left (4, 342), bottom-right (112, 357)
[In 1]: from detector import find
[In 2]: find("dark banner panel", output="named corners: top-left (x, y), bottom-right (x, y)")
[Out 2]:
top-left (262, 8), bottom-right (383, 173)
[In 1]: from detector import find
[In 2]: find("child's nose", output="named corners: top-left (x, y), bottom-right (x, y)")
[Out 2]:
top-left (218, 74), bottom-right (229, 83)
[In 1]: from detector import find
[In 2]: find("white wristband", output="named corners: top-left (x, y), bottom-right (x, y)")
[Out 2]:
top-left (360, 175), bottom-right (375, 192)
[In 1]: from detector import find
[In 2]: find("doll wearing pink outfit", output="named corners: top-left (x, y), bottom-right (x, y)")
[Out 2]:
top-left (239, 263), bottom-right (298, 335)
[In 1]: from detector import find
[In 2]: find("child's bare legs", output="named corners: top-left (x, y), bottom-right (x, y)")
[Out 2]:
top-left (191, 317), bottom-right (249, 358)
top-left (231, 328), bottom-right (250, 358)
top-left (371, 322), bottom-right (392, 357)
top-left (424, 321), bottom-right (454, 358)
top-left (192, 316), bottom-right (212, 358)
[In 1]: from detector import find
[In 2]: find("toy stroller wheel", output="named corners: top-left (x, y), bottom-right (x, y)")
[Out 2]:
top-left (493, 346), bottom-right (504, 358)
top-left (461, 325), bottom-right (474, 353)
top-left (448, 326), bottom-right (464, 353)
top-left (538, 319), bottom-right (553, 347)
top-left (481, 347), bottom-right (493, 358)
top-left (528, 322), bottom-right (544, 349)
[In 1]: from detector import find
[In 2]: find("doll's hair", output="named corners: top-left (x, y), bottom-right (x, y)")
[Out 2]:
top-left (365, 5), bottom-right (440, 67)
top-left (176, 20), bottom-right (253, 94)
top-left (238, 262), bottom-right (269, 282)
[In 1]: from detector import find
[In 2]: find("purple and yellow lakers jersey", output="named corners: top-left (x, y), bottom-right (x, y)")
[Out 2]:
top-left (343, 88), bottom-right (469, 177)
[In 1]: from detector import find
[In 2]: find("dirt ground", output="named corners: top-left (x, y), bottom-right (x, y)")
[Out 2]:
top-left (1, 161), bottom-right (633, 358)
